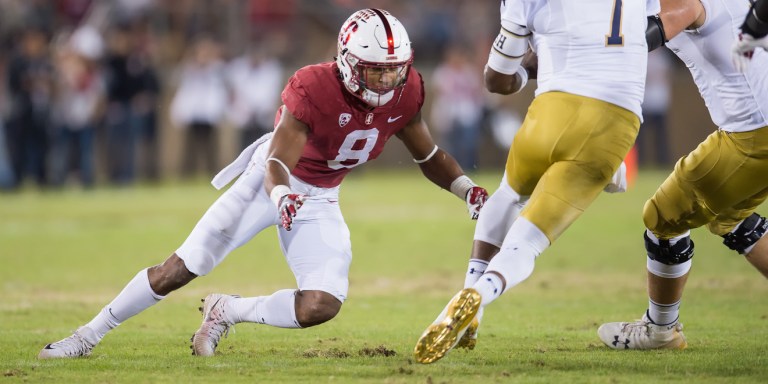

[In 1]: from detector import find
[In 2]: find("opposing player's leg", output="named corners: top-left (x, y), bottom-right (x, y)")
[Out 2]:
top-left (456, 160), bottom-right (628, 351)
top-left (454, 173), bottom-right (527, 350)
top-left (597, 229), bottom-right (691, 350)
top-left (192, 189), bottom-right (351, 356)
top-left (598, 127), bottom-right (768, 349)
top-left (471, 93), bottom-right (636, 307)
top-left (40, 148), bottom-right (278, 359)
top-left (416, 93), bottom-right (638, 363)
top-left (709, 189), bottom-right (768, 278)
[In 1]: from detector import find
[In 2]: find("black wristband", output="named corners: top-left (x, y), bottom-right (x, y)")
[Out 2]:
top-left (646, 15), bottom-right (667, 52)
top-left (743, 4), bottom-right (768, 38)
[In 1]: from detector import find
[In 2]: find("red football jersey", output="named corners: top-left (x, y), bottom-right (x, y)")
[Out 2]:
top-left (277, 62), bottom-right (425, 188)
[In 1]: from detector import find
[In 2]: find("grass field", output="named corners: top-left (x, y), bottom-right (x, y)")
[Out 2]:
top-left (1, 169), bottom-right (767, 383)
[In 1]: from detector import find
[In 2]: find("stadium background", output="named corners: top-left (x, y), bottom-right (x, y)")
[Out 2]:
top-left (0, 0), bottom-right (717, 187)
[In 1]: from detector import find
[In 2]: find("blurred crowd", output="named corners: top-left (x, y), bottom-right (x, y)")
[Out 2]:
top-left (0, 0), bottom-right (677, 192)
top-left (0, 0), bottom-right (510, 191)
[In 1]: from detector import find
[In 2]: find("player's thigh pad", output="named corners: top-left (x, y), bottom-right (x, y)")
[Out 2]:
top-left (644, 127), bottom-right (768, 238)
top-left (177, 162), bottom-right (278, 276)
top-left (474, 172), bottom-right (528, 247)
top-left (509, 92), bottom-right (638, 240)
top-left (278, 199), bottom-right (352, 303)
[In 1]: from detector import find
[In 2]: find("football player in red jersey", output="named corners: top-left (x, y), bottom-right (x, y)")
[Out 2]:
top-left (38, 8), bottom-right (489, 359)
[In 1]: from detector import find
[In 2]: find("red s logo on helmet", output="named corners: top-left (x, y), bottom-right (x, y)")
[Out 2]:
top-left (340, 21), bottom-right (358, 47)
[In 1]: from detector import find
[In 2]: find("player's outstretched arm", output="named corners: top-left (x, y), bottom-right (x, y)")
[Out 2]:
top-left (266, 106), bottom-right (309, 230)
top-left (396, 112), bottom-right (488, 219)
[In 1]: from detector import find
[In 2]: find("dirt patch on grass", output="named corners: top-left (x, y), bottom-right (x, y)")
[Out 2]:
top-left (301, 348), bottom-right (350, 358)
top-left (358, 345), bottom-right (396, 357)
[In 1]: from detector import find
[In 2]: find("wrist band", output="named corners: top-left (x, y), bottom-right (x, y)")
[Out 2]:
top-left (270, 184), bottom-right (292, 206)
top-left (449, 175), bottom-right (476, 200)
top-left (267, 157), bottom-right (291, 175)
top-left (413, 145), bottom-right (439, 164)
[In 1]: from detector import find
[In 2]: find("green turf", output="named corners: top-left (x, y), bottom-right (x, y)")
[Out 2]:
top-left (1, 169), bottom-right (767, 383)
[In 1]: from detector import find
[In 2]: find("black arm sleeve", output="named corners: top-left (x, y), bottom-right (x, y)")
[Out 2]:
top-left (742, 0), bottom-right (768, 38)
top-left (646, 15), bottom-right (668, 52)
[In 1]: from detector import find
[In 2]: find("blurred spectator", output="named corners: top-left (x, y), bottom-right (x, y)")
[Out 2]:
top-left (0, 118), bottom-right (13, 189)
top-left (170, 35), bottom-right (227, 179)
top-left (429, 44), bottom-right (485, 171)
top-left (638, 49), bottom-right (673, 167)
top-left (226, 43), bottom-right (283, 150)
top-left (5, 25), bottom-right (54, 188)
top-left (103, 22), bottom-right (158, 185)
top-left (130, 21), bottom-right (161, 182)
top-left (49, 26), bottom-right (104, 188)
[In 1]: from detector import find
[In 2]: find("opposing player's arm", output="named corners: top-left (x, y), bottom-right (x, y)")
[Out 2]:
top-left (733, 0), bottom-right (768, 72)
top-left (647, 0), bottom-right (706, 51)
top-left (397, 112), bottom-right (488, 219)
top-left (485, 48), bottom-right (537, 95)
top-left (484, 21), bottom-right (532, 95)
top-left (743, 0), bottom-right (768, 38)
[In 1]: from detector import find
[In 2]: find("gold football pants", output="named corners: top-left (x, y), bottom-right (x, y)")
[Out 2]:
top-left (507, 92), bottom-right (640, 241)
top-left (644, 126), bottom-right (768, 239)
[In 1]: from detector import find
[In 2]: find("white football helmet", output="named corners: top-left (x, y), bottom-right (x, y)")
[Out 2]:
top-left (336, 9), bottom-right (413, 107)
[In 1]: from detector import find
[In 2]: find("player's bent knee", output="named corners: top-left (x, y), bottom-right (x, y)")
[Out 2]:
top-left (294, 290), bottom-right (342, 327)
top-left (148, 254), bottom-right (197, 295)
top-left (721, 213), bottom-right (768, 255)
top-left (642, 198), bottom-right (665, 235)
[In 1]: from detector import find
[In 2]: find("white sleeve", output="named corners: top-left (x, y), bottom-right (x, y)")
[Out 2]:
top-left (486, 22), bottom-right (531, 75)
top-left (646, 0), bottom-right (660, 16)
top-left (487, 1), bottom-right (532, 76)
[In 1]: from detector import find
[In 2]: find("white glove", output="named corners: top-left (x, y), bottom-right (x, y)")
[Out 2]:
top-left (732, 33), bottom-right (768, 73)
top-left (604, 162), bottom-right (627, 193)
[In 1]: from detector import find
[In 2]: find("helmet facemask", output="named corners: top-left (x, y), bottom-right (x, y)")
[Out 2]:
top-left (344, 53), bottom-right (412, 107)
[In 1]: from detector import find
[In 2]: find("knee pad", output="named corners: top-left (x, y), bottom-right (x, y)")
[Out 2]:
top-left (644, 231), bottom-right (694, 265)
top-left (722, 213), bottom-right (768, 254)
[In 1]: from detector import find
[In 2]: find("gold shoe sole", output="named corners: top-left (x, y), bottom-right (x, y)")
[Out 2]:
top-left (413, 288), bottom-right (481, 364)
top-left (455, 316), bottom-right (479, 350)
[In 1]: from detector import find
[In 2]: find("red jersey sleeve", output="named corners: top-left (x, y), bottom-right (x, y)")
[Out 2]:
top-left (281, 74), bottom-right (313, 127)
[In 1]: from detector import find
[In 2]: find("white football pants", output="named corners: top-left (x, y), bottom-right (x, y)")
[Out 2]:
top-left (176, 136), bottom-right (352, 302)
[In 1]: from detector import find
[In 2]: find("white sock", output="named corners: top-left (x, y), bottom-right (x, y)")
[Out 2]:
top-left (85, 268), bottom-right (165, 342)
top-left (227, 289), bottom-right (301, 328)
top-left (472, 273), bottom-right (505, 307)
top-left (474, 217), bottom-right (550, 307)
top-left (464, 259), bottom-right (488, 288)
top-left (647, 299), bottom-right (681, 326)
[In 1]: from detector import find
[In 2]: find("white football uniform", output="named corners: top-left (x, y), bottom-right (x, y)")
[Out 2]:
top-left (491, 0), bottom-right (660, 121)
top-left (665, 0), bottom-right (768, 133)
top-left (476, 0), bottom-right (660, 244)
top-left (177, 134), bottom-right (352, 302)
